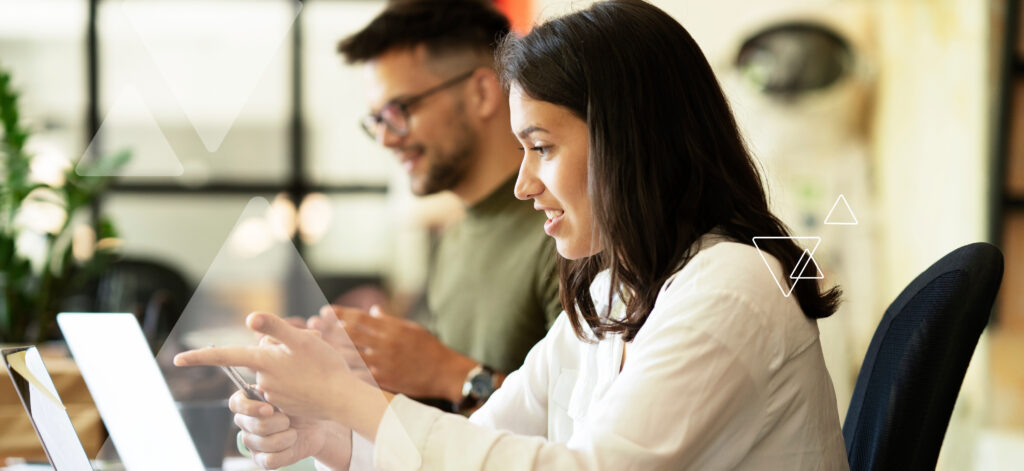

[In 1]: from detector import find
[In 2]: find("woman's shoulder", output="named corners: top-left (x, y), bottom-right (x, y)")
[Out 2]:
top-left (642, 237), bottom-right (821, 366)
top-left (668, 237), bottom-right (801, 309)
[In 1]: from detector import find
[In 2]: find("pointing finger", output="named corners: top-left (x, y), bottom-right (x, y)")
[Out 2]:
top-left (173, 345), bottom-right (262, 369)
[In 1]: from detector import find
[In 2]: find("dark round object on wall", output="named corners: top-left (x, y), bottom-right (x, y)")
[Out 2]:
top-left (736, 22), bottom-right (854, 97)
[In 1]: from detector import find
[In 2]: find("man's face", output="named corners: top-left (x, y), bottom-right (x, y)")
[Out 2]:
top-left (364, 47), bottom-right (477, 196)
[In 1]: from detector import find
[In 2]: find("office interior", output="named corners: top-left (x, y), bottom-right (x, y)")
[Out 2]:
top-left (0, 0), bottom-right (1021, 469)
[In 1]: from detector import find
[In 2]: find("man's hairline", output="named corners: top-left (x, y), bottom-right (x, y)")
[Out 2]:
top-left (348, 43), bottom-right (497, 77)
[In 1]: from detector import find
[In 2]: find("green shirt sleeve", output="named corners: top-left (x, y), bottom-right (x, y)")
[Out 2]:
top-left (535, 236), bottom-right (563, 329)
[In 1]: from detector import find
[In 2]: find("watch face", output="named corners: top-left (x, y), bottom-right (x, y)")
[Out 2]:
top-left (470, 373), bottom-right (495, 397)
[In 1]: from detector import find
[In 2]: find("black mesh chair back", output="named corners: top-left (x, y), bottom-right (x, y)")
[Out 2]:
top-left (843, 242), bottom-right (1003, 470)
top-left (94, 258), bottom-right (193, 352)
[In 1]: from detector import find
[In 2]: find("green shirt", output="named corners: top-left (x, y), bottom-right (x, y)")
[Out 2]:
top-left (427, 177), bottom-right (562, 374)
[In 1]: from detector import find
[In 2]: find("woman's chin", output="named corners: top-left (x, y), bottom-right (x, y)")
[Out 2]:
top-left (555, 238), bottom-right (602, 260)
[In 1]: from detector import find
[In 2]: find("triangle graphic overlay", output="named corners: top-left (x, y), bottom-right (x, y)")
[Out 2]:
top-left (789, 249), bottom-right (824, 280)
top-left (752, 236), bottom-right (822, 297)
top-left (93, 197), bottom-right (385, 461)
top-left (120, 0), bottom-right (303, 152)
top-left (824, 194), bottom-right (858, 225)
top-left (77, 85), bottom-right (183, 177)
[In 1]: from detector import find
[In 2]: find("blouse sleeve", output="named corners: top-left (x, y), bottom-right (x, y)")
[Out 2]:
top-left (465, 312), bottom-right (573, 436)
top-left (369, 290), bottom-right (770, 470)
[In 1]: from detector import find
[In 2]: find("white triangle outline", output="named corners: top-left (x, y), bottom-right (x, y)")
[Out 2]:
top-left (119, 0), bottom-right (303, 152)
top-left (789, 249), bottom-right (824, 280)
top-left (751, 236), bottom-right (822, 297)
top-left (77, 85), bottom-right (184, 177)
top-left (824, 194), bottom-right (858, 225)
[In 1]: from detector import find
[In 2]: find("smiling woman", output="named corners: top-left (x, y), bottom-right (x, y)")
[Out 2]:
top-left (175, 1), bottom-right (849, 470)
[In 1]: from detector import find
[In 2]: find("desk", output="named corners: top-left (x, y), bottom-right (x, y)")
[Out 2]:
top-left (0, 344), bottom-right (105, 461)
top-left (0, 457), bottom-right (265, 471)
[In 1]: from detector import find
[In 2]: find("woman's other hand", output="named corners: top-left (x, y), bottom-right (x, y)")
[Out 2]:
top-left (231, 390), bottom-right (353, 470)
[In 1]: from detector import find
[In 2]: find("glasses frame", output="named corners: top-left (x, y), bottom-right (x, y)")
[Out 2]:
top-left (360, 69), bottom-right (477, 141)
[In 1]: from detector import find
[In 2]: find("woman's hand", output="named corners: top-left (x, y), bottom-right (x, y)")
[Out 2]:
top-left (174, 312), bottom-right (393, 440)
top-left (231, 390), bottom-right (352, 470)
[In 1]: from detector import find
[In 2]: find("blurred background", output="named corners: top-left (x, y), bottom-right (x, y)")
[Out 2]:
top-left (0, 0), bottom-right (1021, 469)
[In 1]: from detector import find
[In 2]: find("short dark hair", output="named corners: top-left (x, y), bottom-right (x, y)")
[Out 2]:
top-left (497, 0), bottom-right (841, 342)
top-left (337, 0), bottom-right (511, 64)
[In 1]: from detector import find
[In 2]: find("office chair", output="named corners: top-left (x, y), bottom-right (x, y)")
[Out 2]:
top-left (93, 258), bottom-right (193, 352)
top-left (842, 242), bottom-right (1003, 471)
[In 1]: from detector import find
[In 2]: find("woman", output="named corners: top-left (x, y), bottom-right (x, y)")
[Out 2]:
top-left (176, 1), bottom-right (849, 469)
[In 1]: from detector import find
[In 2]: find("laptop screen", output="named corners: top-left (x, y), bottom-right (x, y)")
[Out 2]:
top-left (2, 346), bottom-right (94, 471)
top-left (58, 313), bottom-right (205, 471)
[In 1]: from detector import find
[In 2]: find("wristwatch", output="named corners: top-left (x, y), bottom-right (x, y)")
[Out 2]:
top-left (458, 364), bottom-right (496, 411)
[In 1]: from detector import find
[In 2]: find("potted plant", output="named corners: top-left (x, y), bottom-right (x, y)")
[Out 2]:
top-left (0, 66), bottom-right (130, 343)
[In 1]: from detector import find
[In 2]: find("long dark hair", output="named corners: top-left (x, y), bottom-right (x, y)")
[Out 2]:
top-left (497, 0), bottom-right (841, 342)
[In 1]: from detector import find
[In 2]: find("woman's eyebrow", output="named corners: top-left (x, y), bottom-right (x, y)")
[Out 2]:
top-left (516, 125), bottom-right (550, 140)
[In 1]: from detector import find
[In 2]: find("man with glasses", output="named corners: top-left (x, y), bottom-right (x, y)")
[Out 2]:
top-left (319, 0), bottom-right (561, 412)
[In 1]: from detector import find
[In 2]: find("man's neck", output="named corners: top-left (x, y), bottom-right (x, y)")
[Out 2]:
top-left (449, 128), bottom-right (522, 207)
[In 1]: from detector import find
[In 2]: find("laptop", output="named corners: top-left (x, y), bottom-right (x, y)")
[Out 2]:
top-left (57, 313), bottom-right (208, 471)
top-left (2, 346), bottom-right (94, 470)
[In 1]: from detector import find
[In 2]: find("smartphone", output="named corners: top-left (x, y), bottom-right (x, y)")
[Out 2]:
top-left (218, 364), bottom-right (269, 404)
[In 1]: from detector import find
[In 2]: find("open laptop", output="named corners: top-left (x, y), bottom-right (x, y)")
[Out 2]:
top-left (2, 346), bottom-right (94, 470)
top-left (57, 313), bottom-right (208, 471)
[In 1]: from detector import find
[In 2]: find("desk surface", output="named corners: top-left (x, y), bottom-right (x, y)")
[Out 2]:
top-left (0, 457), bottom-right (265, 471)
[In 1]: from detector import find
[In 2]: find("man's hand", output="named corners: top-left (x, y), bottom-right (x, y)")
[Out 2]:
top-left (307, 307), bottom-right (374, 384)
top-left (325, 304), bottom-right (478, 403)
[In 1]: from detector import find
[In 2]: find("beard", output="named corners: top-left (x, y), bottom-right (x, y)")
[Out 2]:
top-left (409, 118), bottom-right (476, 196)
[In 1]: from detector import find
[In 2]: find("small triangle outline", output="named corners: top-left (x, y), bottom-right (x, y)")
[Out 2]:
top-left (789, 249), bottom-right (824, 280)
top-left (751, 236), bottom-right (822, 298)
top-left (824, 194), bottom-right (858, 225)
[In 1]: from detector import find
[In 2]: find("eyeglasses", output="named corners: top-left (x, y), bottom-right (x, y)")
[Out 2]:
top-left (360, 70), bottom-right (476, 141)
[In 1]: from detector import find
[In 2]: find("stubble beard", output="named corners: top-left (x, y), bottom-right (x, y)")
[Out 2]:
top-left (410, 121), bottom-right (476, 196)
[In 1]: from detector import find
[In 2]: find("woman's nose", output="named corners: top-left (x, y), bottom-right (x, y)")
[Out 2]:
top-left (514, 157), bottom-right (543, 200)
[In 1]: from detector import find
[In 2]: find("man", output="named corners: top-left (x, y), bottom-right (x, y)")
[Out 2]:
top-left (319, 0), bottom-right (561, 412)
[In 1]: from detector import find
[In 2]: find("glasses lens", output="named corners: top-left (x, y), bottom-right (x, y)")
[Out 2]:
top-left (360, 115), bottom-right (379, 139)
top-left (380, 104), bottom-right (407, 137)
top-left (360, 104), bottom-right (408, 141)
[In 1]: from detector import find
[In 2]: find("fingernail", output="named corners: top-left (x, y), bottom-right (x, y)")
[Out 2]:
top-left (261, 405), bottom-right (272, 416)
top-left (370, 305), bottom-right (381, 316)
top-left (249, 314), bottom-right (263, 329)
top-left (172, 354), bottom-right (185, 366)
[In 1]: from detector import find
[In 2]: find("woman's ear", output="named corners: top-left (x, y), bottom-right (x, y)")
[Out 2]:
top-left (467, 68), bottom-right (503, 120)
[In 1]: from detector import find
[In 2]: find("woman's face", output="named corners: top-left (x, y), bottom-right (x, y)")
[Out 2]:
top-left (510, 84), bottom-right (601, 260)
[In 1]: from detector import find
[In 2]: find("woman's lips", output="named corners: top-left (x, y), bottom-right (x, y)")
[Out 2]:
top-left (543, 209), bottom-right (565, 236)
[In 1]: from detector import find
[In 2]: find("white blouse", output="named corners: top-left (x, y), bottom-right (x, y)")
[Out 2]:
top-left (347, 236), bottom-right (849, 470)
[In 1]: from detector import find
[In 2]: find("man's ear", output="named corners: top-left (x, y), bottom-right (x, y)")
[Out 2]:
top-left (466, 68), bottom-right (504, 120)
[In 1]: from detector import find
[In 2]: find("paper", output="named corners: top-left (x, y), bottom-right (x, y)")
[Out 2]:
top-left (6, 349), bottom-right (66, 410)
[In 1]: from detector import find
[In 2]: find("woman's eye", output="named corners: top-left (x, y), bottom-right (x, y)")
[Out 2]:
top-left (516, 145), bottom-right (552, 157)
